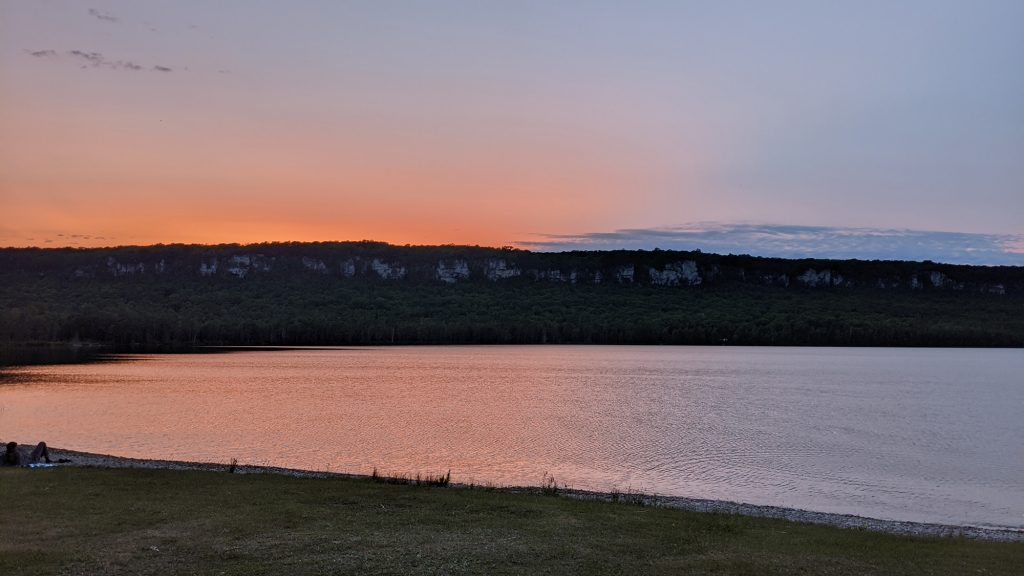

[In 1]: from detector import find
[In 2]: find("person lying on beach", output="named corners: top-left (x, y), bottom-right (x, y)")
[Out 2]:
top-left (2, 441), bottom-right (53, 467)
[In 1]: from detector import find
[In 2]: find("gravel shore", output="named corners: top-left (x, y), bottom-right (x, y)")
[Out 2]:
top-left (39, 447), bottom-right (1024, 543)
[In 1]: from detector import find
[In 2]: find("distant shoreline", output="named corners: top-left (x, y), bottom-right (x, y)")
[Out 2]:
top-left (4, 341), bottom-right (1023, 370)
top-left (43, 447), bottom-right (1024, 543)
top-left (5, 243), bottom-right (1023, 349)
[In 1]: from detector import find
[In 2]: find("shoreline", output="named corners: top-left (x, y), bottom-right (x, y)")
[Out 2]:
top-left (43, 447), bottom-right (1024, 543)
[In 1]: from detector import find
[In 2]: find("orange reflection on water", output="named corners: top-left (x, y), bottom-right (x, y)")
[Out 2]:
top-left (2, 345), bottom-right (1022, 529)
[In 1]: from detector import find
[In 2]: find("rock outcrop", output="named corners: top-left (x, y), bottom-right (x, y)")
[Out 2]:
top-left (2, 243), bottom-right (1019, 296)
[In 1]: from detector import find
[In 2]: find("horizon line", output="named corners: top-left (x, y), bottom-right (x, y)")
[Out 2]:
top-left (3, 238), bottom-right (1022, 268)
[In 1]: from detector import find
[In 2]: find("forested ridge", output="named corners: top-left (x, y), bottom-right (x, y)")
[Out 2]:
top-left (1, 242), bottom-right (1022, 349)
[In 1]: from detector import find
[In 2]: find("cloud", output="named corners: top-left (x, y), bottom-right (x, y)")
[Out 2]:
top-left (26, 49), bottom-right (176, 72)
top-left (63, 50), bottom-right (161, 72)
top-left (69, 50), bottom-right (104, 64)
top-left (61, 234), bottom-right (109, 242)
top-left (520, 223), bottom-right (1024, 266)
top-left (69, 50), bottom-right (137, 70)
top-left (17, 235), bottom-right (111, 247)
top-left (28, 45), bottom-right (183, 73)
top-left (0, 230), bottom-right (111, 247)
top-left (88, 8), bottom-right (118, 23)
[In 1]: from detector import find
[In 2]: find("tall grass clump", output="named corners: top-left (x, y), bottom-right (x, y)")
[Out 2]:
top-left (371, 467), bottom-right (450, 487)
top-left (417, 469), bottom-right (451, 487)
top-left (541, 472), bottom-right (559, 495)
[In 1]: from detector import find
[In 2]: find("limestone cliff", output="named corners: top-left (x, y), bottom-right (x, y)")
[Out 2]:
top-left (1, 242), bottom-right (1020, 295)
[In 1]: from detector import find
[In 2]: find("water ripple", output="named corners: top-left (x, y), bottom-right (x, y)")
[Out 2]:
top-left (1, 345), bottom-right (1022, 528)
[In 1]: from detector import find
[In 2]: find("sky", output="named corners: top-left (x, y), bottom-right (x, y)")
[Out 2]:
top-left (1, 1), bottom-right (1022, 264)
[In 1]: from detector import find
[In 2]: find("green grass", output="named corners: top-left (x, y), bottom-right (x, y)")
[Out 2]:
top-left (1, 467), bottom-right (1020, 575)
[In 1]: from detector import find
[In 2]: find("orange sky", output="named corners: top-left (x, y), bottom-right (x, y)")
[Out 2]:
top-left (0, 68), bottom-right (697, 247)
top-left (1, 2), bottom-right (1022, 253)
top-left (1, 92), bottom-right (684, 247)
top-left (0, 7), bottom-right (694, 248)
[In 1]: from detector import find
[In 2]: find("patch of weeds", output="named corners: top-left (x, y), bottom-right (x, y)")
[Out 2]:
top-left (419, 469), bottom-right (450, 487)
top-left (541, 472), bottom-right (559, 496)
top-left (371, 467), bottom-right (450, 487)
top-left (609, 486), bottom-right (656, 507)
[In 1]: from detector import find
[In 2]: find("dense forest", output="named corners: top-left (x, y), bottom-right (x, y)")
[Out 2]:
top-left (1, 242), bottom-right (1022, 349)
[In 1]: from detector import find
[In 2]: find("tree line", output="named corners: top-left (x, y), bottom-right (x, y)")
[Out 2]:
top-left (1, 271), bottom-right (1021, 349)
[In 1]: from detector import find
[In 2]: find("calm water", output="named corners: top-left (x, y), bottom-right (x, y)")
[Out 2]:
top-left (1, 346), bottom-right (1022, 529)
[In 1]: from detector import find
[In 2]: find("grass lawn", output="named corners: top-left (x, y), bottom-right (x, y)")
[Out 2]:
top-left (2, 467), bottom-right (1021, 575)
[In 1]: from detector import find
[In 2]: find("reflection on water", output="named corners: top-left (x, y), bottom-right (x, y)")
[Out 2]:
top-left (0, 345), bottom-right (106, 369)
top-left (1, 345), bottom-right (1022, 529)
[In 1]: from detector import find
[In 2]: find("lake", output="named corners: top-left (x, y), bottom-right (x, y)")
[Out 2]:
top-left (1, 345), bottom-right (1021, 529)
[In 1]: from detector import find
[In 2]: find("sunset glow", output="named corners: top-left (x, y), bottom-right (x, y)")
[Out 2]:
top-left (1, 1), bottom-right (1022, 263)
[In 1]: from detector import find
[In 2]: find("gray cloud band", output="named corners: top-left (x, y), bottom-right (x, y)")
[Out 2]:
top-left (520, 224), bottom-right (1024, 266)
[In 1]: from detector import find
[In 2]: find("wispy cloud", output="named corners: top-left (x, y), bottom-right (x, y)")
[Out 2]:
top-left (520, 223), bottom-right (1024, 266)
top-left (0, 228), bottom-right (105, 247)
top-left (1, 233), bottom-right (111, 247)
top-left (26, 49), bottom-right (174, 72)
top-left (88, 8), bottom-right (119, 23)
top-left (68, 50), bottom-right (104, 65)
top-left (69, 50), bottom-right (142, 70)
